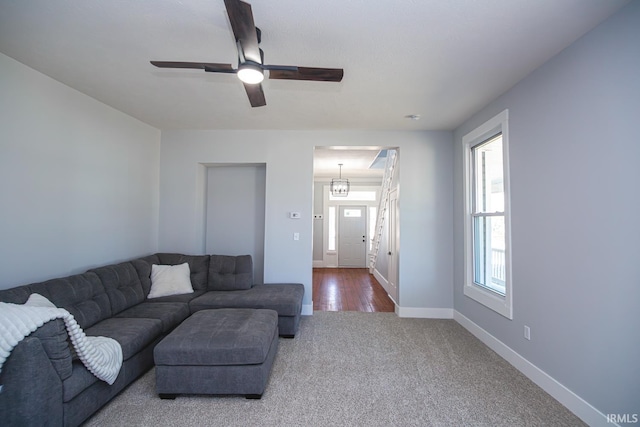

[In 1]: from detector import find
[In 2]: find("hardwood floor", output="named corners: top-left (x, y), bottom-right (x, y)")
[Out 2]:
top-left (313, 268), bottom-right (395, 312)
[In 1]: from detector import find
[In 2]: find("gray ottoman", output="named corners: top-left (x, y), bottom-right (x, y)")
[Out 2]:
top-left (154, 308), bottom-right (279, 399)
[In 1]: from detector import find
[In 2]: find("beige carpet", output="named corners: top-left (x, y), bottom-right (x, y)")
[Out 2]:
top-left (84, 312), bottom-right (585, 426)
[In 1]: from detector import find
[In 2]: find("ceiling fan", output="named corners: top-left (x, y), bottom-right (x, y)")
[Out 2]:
top-left (150, 0), bottom-right (344, 107)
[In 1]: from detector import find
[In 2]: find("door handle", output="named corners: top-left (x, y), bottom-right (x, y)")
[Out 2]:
top-left (388, 251), bottom-right (392, 255)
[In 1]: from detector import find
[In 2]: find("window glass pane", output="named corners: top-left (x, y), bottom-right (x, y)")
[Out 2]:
top-left (343, 209), bottom-right (362, 217)
top-left (328, 207), bottom-right (336, 251)
top-left (329, 190), bottom-right (376, 201)
top-left (473, 215), bottom-right (506, 295)
top-left (473, 134), bottom-right (504, 213)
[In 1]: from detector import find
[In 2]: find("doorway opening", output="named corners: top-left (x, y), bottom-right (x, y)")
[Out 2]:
top-left (312, 147), bottom-right (399, 311)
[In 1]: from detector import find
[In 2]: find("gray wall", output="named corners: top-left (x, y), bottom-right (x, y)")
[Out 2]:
top-left (0, 53), bottom-right (161, 289)
top-left (312, 181), bottom-right (324, 261)
top-left (453, 1), bottom-right (640, 416)
top-left (159, 130), bottom-right (453, 312)
top-left (206, 164), bottom-right (266, 284)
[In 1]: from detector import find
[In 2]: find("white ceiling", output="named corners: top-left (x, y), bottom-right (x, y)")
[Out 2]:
top-left (0, 0), bottom-right (628, 133)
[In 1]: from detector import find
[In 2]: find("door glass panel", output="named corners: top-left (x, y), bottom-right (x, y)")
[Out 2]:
top-left (343, 209), bottom-right (362, 217)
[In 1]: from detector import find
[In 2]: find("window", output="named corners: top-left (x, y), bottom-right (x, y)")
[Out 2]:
top-left (472, 134), bottom-right (505, 294)
top-left (329, 190), bottom-right (377, 201)
top-left (328, 207), bottom-right (336, 251)
top-left (463, 110), bottom-right (512, 319)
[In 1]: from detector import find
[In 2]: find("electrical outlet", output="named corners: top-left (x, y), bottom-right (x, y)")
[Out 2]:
top-left (293, 232), bottom-right (300, 241)
top-left (524, 325), bottom-right (531, 341)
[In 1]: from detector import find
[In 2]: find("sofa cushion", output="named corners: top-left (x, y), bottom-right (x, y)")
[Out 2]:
top-left (85, 317), bottom-right (162, 360)
top-left (208, 255), bottom-right (253, 291)
top-left (62, 360), bottom-right (100, 402)
top-left (156, 253), bottom-right (210, 291)
top-left (22, 295), bottom-right (74, 379)
top-left (0, 284), bottom-right (33, 304)
top-left (148, 263), bottom-right (193, 299)
top-left (154, 309), bottom-right (278, 366)
top-left (90, 262), bottom-right (145, 316)
top-left (28, 273), bottom-right (111, 330)
top-left (114, 302), bottom-right (190, 333)
top-left (30, 319), bottom-right (73, 381)
top-left (130, 254), bottom-right (160, 295)
top-left (190, 283), bottom-right (304, 316)
top-left (143, 289), bottom-right (206, 304)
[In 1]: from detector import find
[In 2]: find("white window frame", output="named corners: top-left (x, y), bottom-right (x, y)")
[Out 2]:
top-left (462, 109), bottom-right (513, 319)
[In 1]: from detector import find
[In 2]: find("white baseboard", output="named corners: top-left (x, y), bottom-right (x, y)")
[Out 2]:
top-left (301, 303), bottom-right (313, 316)
top-left (396, 306), bottom-right (454, 319)
top-left (453, 311), bottom-right (614, 427)
top-left (372, 268), bottom-right (399, 306)
top-left (371, 268), bottom-right (389, 289)
top-left (312, 260), bottom-right (324, 268)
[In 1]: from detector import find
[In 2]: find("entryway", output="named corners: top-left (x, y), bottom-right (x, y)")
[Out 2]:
top-left (312, 147), bottom-right (400, 311)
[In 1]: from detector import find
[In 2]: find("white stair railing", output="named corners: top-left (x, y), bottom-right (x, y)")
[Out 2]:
top-left (369, 149), bottom-right (397, 273)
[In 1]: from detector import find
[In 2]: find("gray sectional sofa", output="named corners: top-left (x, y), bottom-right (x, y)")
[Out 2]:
top-left (0, 253), bottom-right (304, 427)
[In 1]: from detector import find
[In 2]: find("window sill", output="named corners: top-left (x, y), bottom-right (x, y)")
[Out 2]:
top-left (464, 282), bottom-right (512, 319)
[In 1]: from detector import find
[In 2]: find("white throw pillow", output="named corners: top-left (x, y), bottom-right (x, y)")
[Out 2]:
top-left (148, 263), bottom-right (194, 299)
top-left (25, 293), bottom-right (57, 308)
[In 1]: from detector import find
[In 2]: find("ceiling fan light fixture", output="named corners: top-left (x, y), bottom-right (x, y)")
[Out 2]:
top-left (149, 0), bottom-right (343, 107)
top-left (237, 62), bottom-right (264, 84)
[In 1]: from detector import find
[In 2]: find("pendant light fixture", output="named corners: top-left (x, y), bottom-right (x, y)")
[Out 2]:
top-left (330, 163), bottom-right (350, 197)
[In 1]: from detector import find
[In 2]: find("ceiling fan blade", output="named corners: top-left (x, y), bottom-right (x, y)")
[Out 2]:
top-left (224, 0), bottom-right (261, 64)
top-left (268, 67), bottom-right (344, 82)
top-left (150, 61), bottom-right (234, 72)
top-left (203, 64), bottom-right (237, 74)
top-left (243, 82), bottom-right (266, 107)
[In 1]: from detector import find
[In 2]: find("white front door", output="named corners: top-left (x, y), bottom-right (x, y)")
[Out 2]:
top-left (338, 205), bottom-right (367, 267)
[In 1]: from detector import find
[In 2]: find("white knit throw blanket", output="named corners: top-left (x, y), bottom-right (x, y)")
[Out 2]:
top-left (0, 302), bottom-right (123, 385)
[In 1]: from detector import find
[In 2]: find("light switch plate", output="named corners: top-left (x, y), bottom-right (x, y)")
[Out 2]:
top-left (289, 212), bottom-right (301, 219)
